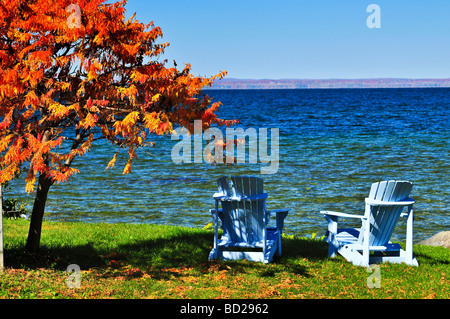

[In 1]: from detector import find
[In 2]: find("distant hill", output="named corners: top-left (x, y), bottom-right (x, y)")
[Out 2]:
top-left (208, 78), bottom-right (450, 89)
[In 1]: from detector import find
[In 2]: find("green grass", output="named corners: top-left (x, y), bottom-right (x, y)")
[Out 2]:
top-left (1, 218), bottom-right (449, 299)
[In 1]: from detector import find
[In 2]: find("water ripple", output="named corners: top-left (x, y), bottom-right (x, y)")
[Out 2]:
top-left (6, 88), bottom-right (449, 243)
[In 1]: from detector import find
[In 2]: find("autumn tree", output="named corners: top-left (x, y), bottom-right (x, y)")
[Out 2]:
top-left (0, 0), bottom-right (236, 251)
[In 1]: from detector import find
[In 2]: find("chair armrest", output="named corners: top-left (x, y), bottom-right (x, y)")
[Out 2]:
top-left (321, 211), bottom-right (364, 239)
top-left (213, 193), bottom-right (227, 200)
top-left (266, 209), bottom-right (289, 232)
top-left (320, 211), bottom-right (365, 219)
top-left (217, 193), bottom-right (269, 201)
top-left (210, 208), bottom-right (224, 231)
top-left (365, 198), bottom-right (415, 206)
top-left (267, 209), bottom-right (289, 216)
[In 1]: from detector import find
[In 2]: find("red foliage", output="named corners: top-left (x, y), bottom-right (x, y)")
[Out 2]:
top-left (0, 0), bottom-right (236, 191)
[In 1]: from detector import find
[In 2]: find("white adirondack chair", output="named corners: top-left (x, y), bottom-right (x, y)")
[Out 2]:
top-left (321, 180), bottom-right (418, 267)
top-left (209, 176), bottom-right (289, 263)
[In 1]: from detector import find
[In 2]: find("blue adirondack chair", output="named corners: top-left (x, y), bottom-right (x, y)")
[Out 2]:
top-left (321, 180), bottom-right (418, 267)
top-left (209, 176), bottom-right (289, 263)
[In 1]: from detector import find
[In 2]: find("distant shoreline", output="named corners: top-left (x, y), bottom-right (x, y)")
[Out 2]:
top-left (208, 78), bottom-right (450, 90)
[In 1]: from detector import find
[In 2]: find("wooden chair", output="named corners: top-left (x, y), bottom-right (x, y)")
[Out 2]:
top-left (321, 180), bottom-right (418, 266)
top-left (209, 176), bottom-right (289, 263)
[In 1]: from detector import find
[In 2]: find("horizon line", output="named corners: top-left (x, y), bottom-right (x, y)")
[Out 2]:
top-left (217, 77), bottom-right (450, 81)
top-left (209, 77), bottom-right (450, 89)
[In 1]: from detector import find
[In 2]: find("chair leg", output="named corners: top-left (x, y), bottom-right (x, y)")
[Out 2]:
top-left (276, 233), bottom-right (282, 257)
top-left (324, 216), bottom-right (339, 258)
top-left (327, 236), bottom-right (338, 258)
top-left (405, 207), bottom-right (415, 265)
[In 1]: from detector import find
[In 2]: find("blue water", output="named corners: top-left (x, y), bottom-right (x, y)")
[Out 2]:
top-left (6, 88), bottom-right (449, 243)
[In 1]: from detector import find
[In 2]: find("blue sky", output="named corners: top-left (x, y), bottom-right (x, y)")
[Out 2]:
top-left (123, 0), bottom-right (450, 79)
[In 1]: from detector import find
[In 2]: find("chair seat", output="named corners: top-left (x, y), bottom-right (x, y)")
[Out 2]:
top-left (335, 228), bottom-right (361, 244)
top-left (335, 228), bottom-right (402, 251)
top-left (348, 243), bottom-right (402, 252)
top-left (218, 228), bottom-right (280, 249)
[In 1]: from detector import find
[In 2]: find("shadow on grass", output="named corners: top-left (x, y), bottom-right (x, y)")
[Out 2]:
top-left (413, 245), bottom-right (450, 266)
top-left (5, 244), bottom-right (105, 270)
top-left (4, 230), bottom-right (330, 277)
top-left (281, 237), bottom-right (329, 261)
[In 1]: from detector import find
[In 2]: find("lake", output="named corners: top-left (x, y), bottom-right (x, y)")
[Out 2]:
top-left (6, 88), bottom-right (449, 243)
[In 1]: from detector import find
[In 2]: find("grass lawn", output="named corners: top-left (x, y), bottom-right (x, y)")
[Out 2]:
top-left (0, 218), bottom-right (449, 300)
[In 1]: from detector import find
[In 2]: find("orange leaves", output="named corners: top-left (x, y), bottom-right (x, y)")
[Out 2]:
top-left (23, 91), bottom-right (40, 108)
top-left (143, 112), bottom-right (173, 135)
top-left (0, 0), bottom-right (237, 194)
top-left (4, 137), bottom-right (24, 164)
top-left (86, 59), bottom-right (102, 82)
top-left (151, 93), bottom-right (162, 103)
top-left (0, 132), bottom-right (69, 192)
top-left (47, 100), bottom-right (70, 118)
top-left (80, 113), bottom-right (99, 129)
top-left (143, 112), bottom-right (159, 131)
top-left (26, 49), bottom-right (53, 68)
top-left (0, 135), bottom-right (14, 155)
top-left (122, 147), bottom-right (136, 174)
top-left (156, 122), bottom-right (172, 135)
top-left (116, 85), bottom-right (138, 103)
top-left (106, 152), bottom-right (119, 170)
top-left (20, 50), bottom-right (52, 88)
top-left (130, 70), bottom-right (149, 84)
top-left (0, 110), bottom-right (13, 131)
top-left (13, 30), bottom-right (32, 44)
top-left (121, 43), bottom-right (140, 57)
top-left (201, 101), bottom-right (239, 128)
top-left (49, 165), bottom-right (80, 185)
top-left (122, 111), bottom-right (140, 127)
top-left (0, 165), bottom-right (21, 188)
top-left (105, 148), bottom-right (138, 175)
top-left (71, 134), bottom-right (94, 158)
top-left (201, 102), bottom-right (221, 127)
top-left (114, 111), bottom-right (140, 137)
top-left (25, 169), bottom-right (37, 194)
top-left (27, 69), bottom-right (44, 88)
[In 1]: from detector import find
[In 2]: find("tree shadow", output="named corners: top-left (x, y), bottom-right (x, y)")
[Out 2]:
top-left (276, 236), bottom-right (330, 277)
top-left (4, 230), bottom-right (331, 278)
top-left (280, 236), bottom-right (329, 261)
top-left (4, 243), bottom-right (105, 270)
top-left (413, 245), bottom-right (450, 266)
top-left (4, 230), bottom-right (213, 271)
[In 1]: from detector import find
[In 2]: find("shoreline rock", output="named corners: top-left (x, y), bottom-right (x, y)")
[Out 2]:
top-left (418, 231), bottom-right (450, 249)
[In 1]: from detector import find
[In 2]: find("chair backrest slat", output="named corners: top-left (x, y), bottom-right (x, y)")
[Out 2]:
top-left (366, 180), bottom-right (413, 246)
top-left (219, 176), bottom-right (266, 244)
top-left (217, 176), bottom-right (231, 197)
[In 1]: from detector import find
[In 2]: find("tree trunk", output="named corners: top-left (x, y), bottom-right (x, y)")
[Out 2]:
top-left (25, 129), bottom-right (85, 252)
top-left (25, 172), bottom-right (54, 252)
